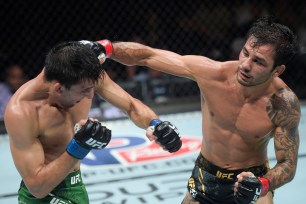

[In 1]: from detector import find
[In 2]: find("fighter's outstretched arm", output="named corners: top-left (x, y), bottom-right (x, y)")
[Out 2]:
top-left (95, 72), bottom-right (158, 129)
top-left (95, 71), bottom-right (182, 152)
top-left (110, 41), bottom-right (215, 81)
top-left (78, 39), bottom-right (182, 152)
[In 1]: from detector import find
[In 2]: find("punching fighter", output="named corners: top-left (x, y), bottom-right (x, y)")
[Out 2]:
top-left (95, 17), bottom-right (301, 204)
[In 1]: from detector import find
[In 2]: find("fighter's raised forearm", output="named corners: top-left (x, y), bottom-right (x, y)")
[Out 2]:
top-left (111, 42), bottom-right (153, 66)
top-left (263, 129), bottom-right (299, 190)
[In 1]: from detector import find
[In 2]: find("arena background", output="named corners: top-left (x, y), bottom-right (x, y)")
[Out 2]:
top-left (0, 0), bottom-right (306, 204)
top-left (0, 0), bottom-right (305, 107)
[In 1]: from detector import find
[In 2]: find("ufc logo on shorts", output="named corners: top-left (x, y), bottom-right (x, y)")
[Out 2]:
top-left (50, 197), bottom-right (69, 204)
top-left (86, 138), bottom-right (106, 148)
top-left (216, 170), bottom-right (234, 179)
top-left (71, 174), bottom-right (81, 185)
top-left (189, 188), bottom-right (198, 198)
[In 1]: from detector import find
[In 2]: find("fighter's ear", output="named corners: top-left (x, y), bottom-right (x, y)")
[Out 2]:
top-left (272, 65), bottom-right (285, 77)
top-left (54, 82), bottom-right (63, 94)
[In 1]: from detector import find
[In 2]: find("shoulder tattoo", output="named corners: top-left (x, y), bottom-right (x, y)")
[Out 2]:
top-left (266, 87), bottom-right (301, 136)
top-left (265, 89), bottom-right (300, 189)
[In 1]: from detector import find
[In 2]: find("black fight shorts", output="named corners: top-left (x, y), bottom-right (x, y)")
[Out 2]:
top-left (187, 153), bottom-right (270, 204)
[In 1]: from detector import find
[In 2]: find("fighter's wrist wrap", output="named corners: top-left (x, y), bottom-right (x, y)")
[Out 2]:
top-left (66, 138), bottom-right (90, 160)
top-left (97, 39), bottom-right (113, 57)
top-left (149, 119), bottom-right (162, 127)
top-left (66, 120), bottom-right (111, 160)
top-left (78, 39), bottom-right (113, 62)
top-left (258, 177), bottom-right (270, 196)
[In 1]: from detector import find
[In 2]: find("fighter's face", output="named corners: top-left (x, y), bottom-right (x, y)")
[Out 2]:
top-left (58, 80), bottom-right (95, 108)
top-left (237, 37), bottom-right (276, 87)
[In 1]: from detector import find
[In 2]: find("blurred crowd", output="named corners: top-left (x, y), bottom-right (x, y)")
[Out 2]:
top-left (0, 56), bottom-right (27, 119)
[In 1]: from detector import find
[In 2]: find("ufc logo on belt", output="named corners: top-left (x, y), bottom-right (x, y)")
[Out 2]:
top-left (216, 170), bottom-right (234, 179)
top-left (85, 138), bottom-right (106, 148)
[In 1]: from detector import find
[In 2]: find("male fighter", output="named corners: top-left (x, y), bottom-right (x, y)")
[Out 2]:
top-left (98, 17), bottom-right (301, 203)
top-left (4, 40), bottom-right (181, 203)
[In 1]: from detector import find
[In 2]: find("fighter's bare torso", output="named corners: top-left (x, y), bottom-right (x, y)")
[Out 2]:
top-left (36, 102), bottom-right (89, 166)
top-left (8, 72), bottom-right (92, 170)
top-left (197, 61), bottom-right (286, 169)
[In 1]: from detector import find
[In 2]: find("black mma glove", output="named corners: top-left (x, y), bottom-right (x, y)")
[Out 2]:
top-left (66, 119), bottom-right (112, 159)
top-left (149, 119), bottom-right (182, 153)
top-left (235, 176), bottom-right (270, 204)
top-left (78, 39), bottom-right (113, 62)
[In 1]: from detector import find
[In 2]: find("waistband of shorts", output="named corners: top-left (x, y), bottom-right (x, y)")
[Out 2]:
top-left (21, 169), bottom-right (83, 189)
top-left (195, 153), bottom-right (269, 179)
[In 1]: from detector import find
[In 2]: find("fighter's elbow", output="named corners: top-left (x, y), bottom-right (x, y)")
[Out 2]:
top-left (286, 165), bottom-right (297, 184)
top-left (23, 180), bottom-right (50, 198)
top-left (288, 171), bottom-right (296, 183)
top-left (28, 187), bottom-right (50, 198)
top-left (31, 191), bottom-right (49, 199)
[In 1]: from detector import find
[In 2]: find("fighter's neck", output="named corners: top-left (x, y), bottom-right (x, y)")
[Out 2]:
top-left (238, 79), bottom-right (274, 102)
top-left (16, 71), bottom-right (53, 104)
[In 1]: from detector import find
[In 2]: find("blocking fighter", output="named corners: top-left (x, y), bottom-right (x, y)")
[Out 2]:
top-left (4, 40), bottom-right (181, 203)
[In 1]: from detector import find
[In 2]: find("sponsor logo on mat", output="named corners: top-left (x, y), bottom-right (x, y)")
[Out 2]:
top-left (81, 135), bottom-right (201, 166)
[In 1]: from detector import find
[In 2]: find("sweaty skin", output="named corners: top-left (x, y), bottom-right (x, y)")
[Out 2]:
top-left (4, 69), bottom-right (158, 198)
top-left (110, 37), bottom-right (300, 203)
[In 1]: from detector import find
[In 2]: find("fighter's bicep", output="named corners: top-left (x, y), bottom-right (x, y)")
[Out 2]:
top-left (268, 87), bottom-right (301, 163)
top-left (7, 111), bottom-right (45, 178)
top-left (10, 135), bottom-right (45, 177)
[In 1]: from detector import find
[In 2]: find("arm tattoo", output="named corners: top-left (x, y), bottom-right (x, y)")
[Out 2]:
top-left (266, 87), bottom-right (300, 190)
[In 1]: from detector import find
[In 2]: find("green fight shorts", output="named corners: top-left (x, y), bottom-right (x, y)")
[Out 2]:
top-left (18, 170), bottom-right (89, 204)
top-left (185, 153), bottom-right (272, 204)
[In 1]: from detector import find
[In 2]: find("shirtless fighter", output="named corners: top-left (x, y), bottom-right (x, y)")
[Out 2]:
top-left (98, 17), bottom-right (301, 203)
top-left (4, 40), bottom-right (181, 203)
